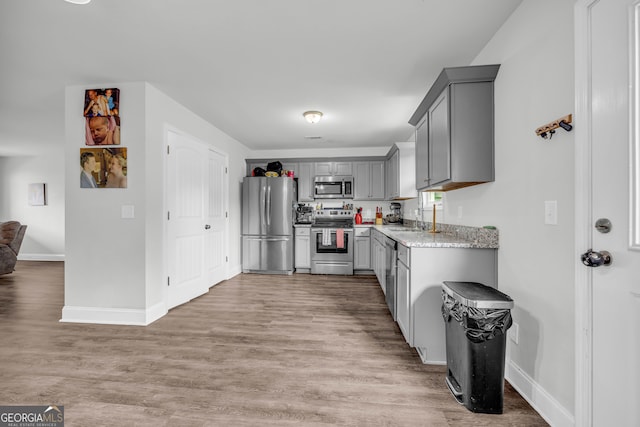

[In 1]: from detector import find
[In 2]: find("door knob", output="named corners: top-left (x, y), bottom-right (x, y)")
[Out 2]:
top-left (204, 224), bottom-right (211, 230)
top-left (581, 249), bottom-right (612, 267)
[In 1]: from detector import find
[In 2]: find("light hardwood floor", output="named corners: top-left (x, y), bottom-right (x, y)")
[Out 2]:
top-left (0, 261), bottom-right (548, 426)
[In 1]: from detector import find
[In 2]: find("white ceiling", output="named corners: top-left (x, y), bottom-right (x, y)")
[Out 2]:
top-left (0, 0), bottom-right (522, 156)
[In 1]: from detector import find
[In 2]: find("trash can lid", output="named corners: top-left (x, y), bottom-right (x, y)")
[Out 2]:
top-left (442, 281), bottom-right (514, 309)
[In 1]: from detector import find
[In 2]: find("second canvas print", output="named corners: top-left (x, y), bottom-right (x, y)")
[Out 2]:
top-left (85, 116), bottom-right (121, 145)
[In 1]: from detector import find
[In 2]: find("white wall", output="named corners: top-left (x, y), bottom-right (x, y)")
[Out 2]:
top-left (63, 82), bottom-right (250, 325)
top-left (64, 82), bottom-right (148, 318)
top-left (145, 83), bottom-right (250, 285)
top-left (0, 152), bottom-right (65, 260)
top-left (251, 1), bottom-right (576, 423)
top-left (446, 0), bottom-right (575, 422)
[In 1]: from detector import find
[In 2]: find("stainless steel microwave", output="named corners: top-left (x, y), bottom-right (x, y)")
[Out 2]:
top-left (313, 176), bottom-right (354, 199)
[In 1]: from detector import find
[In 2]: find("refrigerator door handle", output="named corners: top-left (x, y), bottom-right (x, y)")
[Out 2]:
top-left (259, 181), bottom-right (266, 233)
top-left (266, 184), bottom-right (272, 227)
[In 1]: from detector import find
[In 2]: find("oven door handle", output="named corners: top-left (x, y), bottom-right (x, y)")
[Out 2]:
top-left (312, 261), bottom-right (352, 266)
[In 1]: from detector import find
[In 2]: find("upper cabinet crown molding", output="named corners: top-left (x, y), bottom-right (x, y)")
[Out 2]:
top-left (408, 64), bottom-right (500, 126)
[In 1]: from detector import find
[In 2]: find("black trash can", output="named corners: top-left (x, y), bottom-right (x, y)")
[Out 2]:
top-left (441, 281), bottom-right (514, 414)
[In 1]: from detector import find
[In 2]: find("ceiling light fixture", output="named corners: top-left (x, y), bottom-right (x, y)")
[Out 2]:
top-left (303, 111), bottom-right (323, 124)
top-left (65, 0), bottom-right (91, 4)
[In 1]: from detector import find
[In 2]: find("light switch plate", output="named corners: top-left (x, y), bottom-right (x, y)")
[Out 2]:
top-left (544, 200), bottom-right (557, 225)
top-left (121, 205), bottom-right (135, 219)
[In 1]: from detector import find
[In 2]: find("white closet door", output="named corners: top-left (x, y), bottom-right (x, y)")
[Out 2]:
top-left (205, 148), bottom-right (228, 287)
top-left (167, 130), bottom-right (208, 309)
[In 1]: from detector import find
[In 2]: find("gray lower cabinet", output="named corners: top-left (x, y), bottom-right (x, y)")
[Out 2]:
top-left (354, 161), bottom-right (385, 201)
top-left (294, 226), bottom-right (311, 271)
top-left (396, 244), bottom-right (410, 342)
top-left (400, 246), bottom-right (497, 364)
top-left (371, 229), bottom-right (386, 294)
top-left (410, 65), bottom-right (499, 192)
top-left (354, 227), bottom-right (371, 271)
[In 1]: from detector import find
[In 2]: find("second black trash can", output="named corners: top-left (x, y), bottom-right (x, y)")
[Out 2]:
top-left (441, 281), bottom-right (514, 414)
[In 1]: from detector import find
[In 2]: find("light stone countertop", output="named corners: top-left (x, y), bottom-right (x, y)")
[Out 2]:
top-left (373, 223), bottom-right (499, 249)
top-left (296, 221), bottom-right (499, 249)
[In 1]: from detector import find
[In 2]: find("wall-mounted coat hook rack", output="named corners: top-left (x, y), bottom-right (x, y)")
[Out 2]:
top-left (536, 114), bottom-right (572, 139)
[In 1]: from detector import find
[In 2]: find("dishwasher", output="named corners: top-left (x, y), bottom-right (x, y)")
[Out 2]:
top-left (384, 236), bottom-right (397, 320)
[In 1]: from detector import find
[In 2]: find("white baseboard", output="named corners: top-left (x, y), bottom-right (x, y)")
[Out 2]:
top-left (18, 253), bottom-right (65, 262)
top-left (60, 301), bottom-right (167, 326)
top-left (227, 265), bottom-right (242, 278)
top-left (506, 360), bottom-right (574, 427)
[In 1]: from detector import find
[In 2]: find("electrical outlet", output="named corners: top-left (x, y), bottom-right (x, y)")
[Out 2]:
top-left (508, 322), bottom-right (519, 344)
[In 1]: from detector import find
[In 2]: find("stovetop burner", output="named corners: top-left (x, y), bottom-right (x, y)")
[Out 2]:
top-left (312, 208), bottom-right (354, 228)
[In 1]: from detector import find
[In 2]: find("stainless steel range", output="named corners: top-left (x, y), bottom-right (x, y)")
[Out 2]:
top-left (311, 208), bottom-right (354, 275)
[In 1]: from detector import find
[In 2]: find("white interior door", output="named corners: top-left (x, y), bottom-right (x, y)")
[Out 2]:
top-left (576, 1), bottom-right (640, 425)
top-left (205, 148), bottom-right (227, 287)
top-left (166, 130), bottom-right (209, 309)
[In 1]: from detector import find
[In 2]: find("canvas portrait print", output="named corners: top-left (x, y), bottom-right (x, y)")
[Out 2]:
top-left (80, 147), bottom-right (128, 189)
top-left (83, 88), bottom-right (119, 117)
top-left (85, 115), bottom-right (121, 146)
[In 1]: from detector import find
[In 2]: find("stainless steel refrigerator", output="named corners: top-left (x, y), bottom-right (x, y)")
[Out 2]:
top-left (242, 176), bottom-right (295, 274)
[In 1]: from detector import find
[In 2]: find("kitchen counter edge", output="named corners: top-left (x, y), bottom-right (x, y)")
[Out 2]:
top-left (373, 224), bottom-right (499, 249)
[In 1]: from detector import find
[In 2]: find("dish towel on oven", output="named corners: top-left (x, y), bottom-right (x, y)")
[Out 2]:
top-left (322, 229), bottom-right (331, 246)
top-left (336, 228), bottom-right (344, 249)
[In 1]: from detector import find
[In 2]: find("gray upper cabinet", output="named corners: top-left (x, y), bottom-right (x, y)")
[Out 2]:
top-left (410, 64), bottom-right (500, 191)
top-left (385, 142), bottom-right (417, 200)
top-left (354, 161), bottom-right (385, 200)
top-left (385, 152), bottom-right (397, 199)
top-left (246, 158), bottom-right (385, 202)
top-left (415, 119), bottom-right (429, 188)
top-left (315, 161), bottom-right (353, 176)
top-left (297, 162), bottom-right (314, 202)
